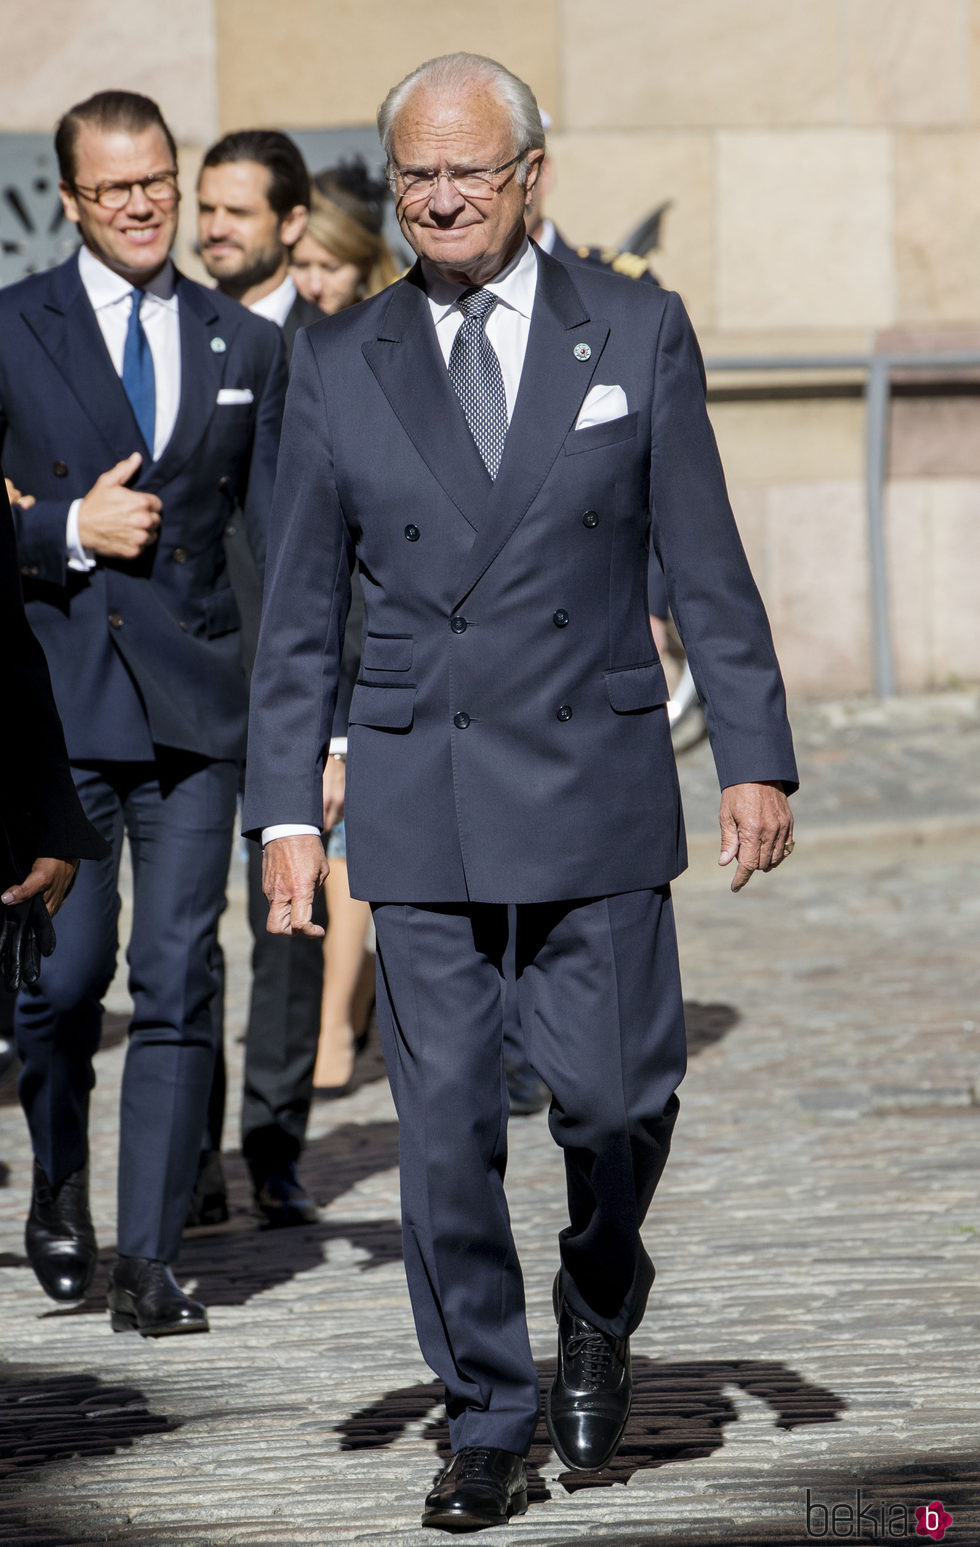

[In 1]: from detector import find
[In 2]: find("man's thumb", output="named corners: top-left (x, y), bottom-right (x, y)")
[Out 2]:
top-left (718, 810), bottom-right (739, 866)
top-left (100, 451), bottom-right (142, 486)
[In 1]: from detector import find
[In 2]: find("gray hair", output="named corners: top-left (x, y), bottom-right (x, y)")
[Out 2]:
top-left (377, 53), bottom-right (546, 185)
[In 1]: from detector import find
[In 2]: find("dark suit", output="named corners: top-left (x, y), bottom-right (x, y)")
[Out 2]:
top-left (209, 284), bottom-right (361, 1179)
top-left (0, 250), bottom-right (286, 1262)
top-left (244, 248), bottom-right (796, 1450)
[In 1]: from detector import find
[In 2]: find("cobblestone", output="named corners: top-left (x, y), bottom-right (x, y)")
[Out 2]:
top-left (0, 691), bottom-right (976, 1544)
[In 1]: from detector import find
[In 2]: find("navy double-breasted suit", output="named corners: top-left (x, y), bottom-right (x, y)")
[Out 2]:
top-left (0, 250), bottom-right (286, 1265)
top-left (244, 245), bottom-right (796, 1452)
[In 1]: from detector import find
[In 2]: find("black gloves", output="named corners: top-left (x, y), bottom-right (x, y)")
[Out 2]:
top-left (0, 895), bottom-right (56, 992)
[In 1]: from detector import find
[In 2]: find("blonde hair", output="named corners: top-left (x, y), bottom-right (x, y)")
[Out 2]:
top-left (302, 193), bottom-right (400, 301)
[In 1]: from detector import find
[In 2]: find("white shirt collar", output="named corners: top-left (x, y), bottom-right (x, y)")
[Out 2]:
top-left (249, 272), bottom-right (297, 327)
top-left (78, 243), bottom-right (176, 309)
top-left (422, 238), bottom-right (537, 323)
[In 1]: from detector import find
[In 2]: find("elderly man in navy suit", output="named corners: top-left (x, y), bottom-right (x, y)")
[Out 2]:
top-left (0, 90), bottom-right (286, 1336)
top-left (244, 53), bottom-right (796, 1531)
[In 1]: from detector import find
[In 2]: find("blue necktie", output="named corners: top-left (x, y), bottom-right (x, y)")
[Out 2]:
top-left (121, 289), bottom-right (156, 454)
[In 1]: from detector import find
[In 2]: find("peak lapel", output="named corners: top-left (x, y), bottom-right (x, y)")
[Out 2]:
top-left (361, 270), bottom-right (491, 534)
top-left (20, 257), bottom-right (151, 465)
top-left (452, 249), bottom-right (609, 609)
top-left (145, 275), bottom-right (226, 489)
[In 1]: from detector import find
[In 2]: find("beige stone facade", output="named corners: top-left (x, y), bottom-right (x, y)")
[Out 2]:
top-left (1, 0), bottom-right (978, 695)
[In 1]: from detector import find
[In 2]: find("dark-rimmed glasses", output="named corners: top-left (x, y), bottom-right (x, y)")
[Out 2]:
top-left (70, 171), bottom-right (180, 210)
top-left (387, 150), bottom-right (531, 205)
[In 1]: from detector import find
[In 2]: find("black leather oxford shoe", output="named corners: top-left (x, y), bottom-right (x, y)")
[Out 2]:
top-left (25, 1159), bottom-right (98, 1302)
top-left (107, 1256), bottom-right (209, 1337)
top-left (422, 1447), bottom-right (528, 1532)
top-left (249, 1161), bottom-right (319, 1229)
top-left (547, 1274), bottom-right (631, 1472)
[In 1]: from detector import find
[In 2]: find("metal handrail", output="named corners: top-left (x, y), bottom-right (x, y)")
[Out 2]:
top-left (702, 350), bottom-right (980, 698)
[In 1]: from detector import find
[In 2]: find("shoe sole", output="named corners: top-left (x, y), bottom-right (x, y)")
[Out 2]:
top-left (109, 1310), bottom-right (210, 1337)
top-left (421, 1491), bottom-right (528, 1531)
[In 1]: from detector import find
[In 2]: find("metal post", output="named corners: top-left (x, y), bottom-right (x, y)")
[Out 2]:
top-left (864, 355), bottom-right (895, 699)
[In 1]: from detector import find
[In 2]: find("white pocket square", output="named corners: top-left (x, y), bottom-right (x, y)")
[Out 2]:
top-left (216, 387), bottom-right (254, 405)
top-left (575, 384), bottom-right (629, 430)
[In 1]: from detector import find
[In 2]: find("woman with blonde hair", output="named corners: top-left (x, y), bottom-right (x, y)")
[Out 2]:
top-left (290, 158), bottom-right (400, 316)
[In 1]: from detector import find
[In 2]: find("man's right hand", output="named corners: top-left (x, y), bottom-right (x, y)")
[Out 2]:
top-left (262, 834), bottom-right (329, 938)
top-left (77, 452), bottom-right (162, 559)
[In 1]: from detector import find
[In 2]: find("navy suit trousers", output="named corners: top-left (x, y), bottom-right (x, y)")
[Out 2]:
top-left (15, 756), bottom-right (238, 1262)
top-left (371, 888), bottom-right (686, 1455)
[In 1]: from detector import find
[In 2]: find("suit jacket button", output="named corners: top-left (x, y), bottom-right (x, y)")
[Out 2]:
top-left (217, 474), bottom-right (233, 490)
top-left (557, 704), bottom-right (573, 721)
top-left (405, 524), bottom-right (421, 541)
top-left (52, 459), bottom-right (69, 478)
top-left (172, 547), bottom-right (188, 564)
top-left (108, 612), bottom-right (124, 629)
top-left (553, 609), bottom-right (569, 627)
top-left (21, 564), bottom-right (39, 577)
top-left (582, 510), bottom-right (598, 528)
top-left (450, 614), bottom-right (467, 633)
top-left (453, 711), bottom-right (470, 729)
top-left (178, 620), bottom-right (188, 632)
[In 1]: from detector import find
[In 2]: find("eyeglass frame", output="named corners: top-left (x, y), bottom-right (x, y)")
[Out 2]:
top-left (68, 170), bottom-right (181, 211)
top-left (386, 149), bottom-right (537, 205)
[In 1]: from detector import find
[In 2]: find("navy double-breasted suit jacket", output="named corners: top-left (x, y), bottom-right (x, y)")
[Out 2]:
top-left (244, 247), bottom-right (797, 903)
top-left (0, 253), bottom-right (287, 764)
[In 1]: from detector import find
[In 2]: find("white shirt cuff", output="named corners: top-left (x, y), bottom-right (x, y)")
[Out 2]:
top-left (66, 499), bottom-right (96, 572)
top-left (262, 823), bottom-right (321, 846)
top-left (328, 737), bottom-right (348, 755)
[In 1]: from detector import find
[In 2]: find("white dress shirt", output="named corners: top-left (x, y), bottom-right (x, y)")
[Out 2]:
top-left (249, 272), bottom-right (298, 328)
top-left (67, 246), bottom-right (181, 569)
top-left (262, 239), bottom-right (539, 846)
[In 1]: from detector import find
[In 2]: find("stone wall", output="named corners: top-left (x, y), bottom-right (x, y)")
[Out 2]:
top-left (2, 0), bottom-right (978, 695)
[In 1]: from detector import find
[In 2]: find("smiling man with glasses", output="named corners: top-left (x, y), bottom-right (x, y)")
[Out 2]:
top-left (246, 52), bottom-right (796, 1531)
top-left (0, 89), bottom-right (287, 1340)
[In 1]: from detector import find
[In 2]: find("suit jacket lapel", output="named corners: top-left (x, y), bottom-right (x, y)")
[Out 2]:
top-left (20, 255), bottom-right (152, 464)
top-left (452, 248), bottom-right (609, 608)
top-left (361, 267), bottom-right (492, 534)
top-left (145, 273), bottom-right (227, 490)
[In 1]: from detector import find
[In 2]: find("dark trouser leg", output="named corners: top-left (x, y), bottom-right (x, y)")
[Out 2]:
top-left (117, 756), bottom-right (238, 1261)
top-left (240, 841), bottom-right (325, 1171)
top-left (372, 901), bottom-right (540, 1457)
top-left (15, 764), bottom-right (125, 1185)
top-left (516, 887), bottom-right (686, 1341)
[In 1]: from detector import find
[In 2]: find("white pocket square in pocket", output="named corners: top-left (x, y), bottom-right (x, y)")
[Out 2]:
top-left (574, 384), bottom-right (629, 430)
top-left (216, 387), bottom-right (254, 405)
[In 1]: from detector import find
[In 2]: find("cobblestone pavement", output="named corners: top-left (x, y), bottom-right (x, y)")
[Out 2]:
top-left (0, 692), bottom-right (976, 1546)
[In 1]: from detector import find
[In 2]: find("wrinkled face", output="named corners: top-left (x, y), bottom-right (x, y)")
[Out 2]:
top-left (389, 83), bottom-right (540, 285)
top-left (197, 160), bottom-right (303, 292)
top-left (289, 231), bottom-right (363, 313)
top-left (60, 124), bottom-right (179, 284)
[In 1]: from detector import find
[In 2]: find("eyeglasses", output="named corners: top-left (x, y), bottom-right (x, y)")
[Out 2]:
top-left (70, 171), bottom-right (180, 210)
top-left (387, 150), bottom-right (531, 205)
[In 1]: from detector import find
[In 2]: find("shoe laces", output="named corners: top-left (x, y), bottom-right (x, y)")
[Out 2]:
top-left (453, 1447), bottom-right (498, 1481)
top-left (567, 1326), bottom-right (614, 1386)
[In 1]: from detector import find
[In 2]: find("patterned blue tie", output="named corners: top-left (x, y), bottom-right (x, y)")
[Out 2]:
top-left (121, 289), bottom-right (156, 454)
top-left (448, 288), bottom-right (508, 480)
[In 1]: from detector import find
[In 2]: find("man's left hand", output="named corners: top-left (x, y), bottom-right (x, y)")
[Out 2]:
top-left (718, 781), bottom-right (794, 892)
top-left (1, 857), bottom-right (78, 915)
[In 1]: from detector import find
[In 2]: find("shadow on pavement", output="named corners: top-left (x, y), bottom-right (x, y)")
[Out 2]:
top-left (339, 1355), bottom-right (844, 1507)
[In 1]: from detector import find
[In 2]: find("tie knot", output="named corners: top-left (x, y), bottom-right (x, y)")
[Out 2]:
top-left (457, 287), bottom-right (497, 325)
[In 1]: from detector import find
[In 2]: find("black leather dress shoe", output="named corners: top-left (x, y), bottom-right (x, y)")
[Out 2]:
top-left (25, 1159), bottom-right (98, 1302)
top-left (547, 1274), bottom-right (631, 1471)
top-left (422, 1447), bottom-right (528, 1532)
top-left (249, 1161), bottom-right (319, 1228)
top-left (107, 1256), bottom-right (209, 1337)
top-left (184, 1148), bottom-right (229, 1228)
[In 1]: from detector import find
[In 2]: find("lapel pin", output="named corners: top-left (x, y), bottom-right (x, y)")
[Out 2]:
top-left (573, 342), bottom-right (592, 361)
top-left (210, 337), bottom-right (227, 353)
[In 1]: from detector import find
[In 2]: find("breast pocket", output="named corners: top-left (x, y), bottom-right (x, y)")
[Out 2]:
top-left (564, 412), bottom-right (639, 456)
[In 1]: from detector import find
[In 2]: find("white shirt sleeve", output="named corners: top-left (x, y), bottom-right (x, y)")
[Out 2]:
top-left (262, 824), bottom-right (321, 846)
top-left (66, 499), bottom-right (96, 572)
top-left (327, 736), bottom-right (348, 755)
